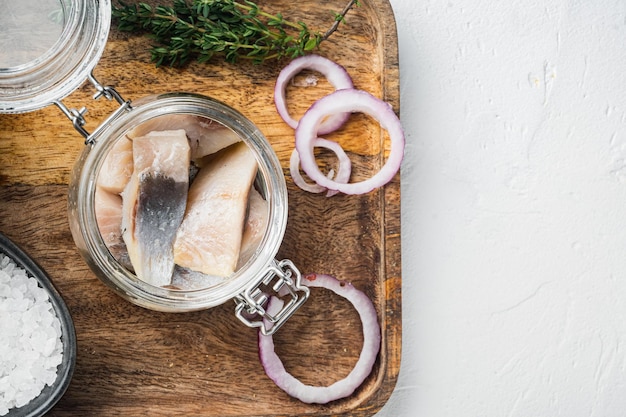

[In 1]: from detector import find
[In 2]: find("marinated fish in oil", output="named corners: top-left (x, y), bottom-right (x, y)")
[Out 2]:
top-left (237, 188), bottom-right (269, 269)
top-left (127, 114), bottom-right (241, 161)
top-left (95, 186), bottom-right (132, 269)
top-left (122, 130), bottom-right (190, 287)
top-left (170, 266), bottom-right (224, 291)
top-left (97, 136), bottom-right (133, 194)
top-left (173, 142), bottom-right (258, 277)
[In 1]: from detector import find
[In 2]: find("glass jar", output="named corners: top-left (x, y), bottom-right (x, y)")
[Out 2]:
top-left (67, 93), bottom-right (307, 317)
top-left (0, 0), bottom-right (309, 335)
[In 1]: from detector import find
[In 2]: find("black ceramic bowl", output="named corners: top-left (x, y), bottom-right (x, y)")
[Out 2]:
top-left (0, 233), bottom-right (76, 417)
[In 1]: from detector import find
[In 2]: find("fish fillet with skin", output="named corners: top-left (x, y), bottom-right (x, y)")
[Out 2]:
top-left (174, 142), bottom-right (258, 277)
top-left (236, 188), bottom-right (270, 269)
top-left (95, 186), bottom-right (130, 266)
top-left (97, 135), bottom-right (133, 194)
top-left (127, 114), bottom-right (241, 161)
top-left (122, 129), bottom-right (190, 287)
top-left (170, 266), bottom-right (224, 291)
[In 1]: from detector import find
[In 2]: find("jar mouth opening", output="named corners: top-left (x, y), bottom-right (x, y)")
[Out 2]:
top-left (72, 94), bottom-right (289, 311)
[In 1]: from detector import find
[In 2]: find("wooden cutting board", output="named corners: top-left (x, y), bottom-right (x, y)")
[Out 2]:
top-left (0, 0), bottom-right (401, 415)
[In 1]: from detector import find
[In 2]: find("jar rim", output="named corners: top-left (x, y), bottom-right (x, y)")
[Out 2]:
top-left (0, 0), bottom-right (111, 113)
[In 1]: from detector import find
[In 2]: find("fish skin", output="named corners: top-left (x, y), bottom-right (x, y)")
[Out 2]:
top-left (122, 130), bottom-right (190, 287)
top-left (173, 142), bottom-right (258, 277)
top-left (170, 265), bottom-right (224, 291)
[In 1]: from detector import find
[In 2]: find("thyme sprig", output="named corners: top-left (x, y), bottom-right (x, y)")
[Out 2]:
top-left (112, 0), bottom-right (360, 67)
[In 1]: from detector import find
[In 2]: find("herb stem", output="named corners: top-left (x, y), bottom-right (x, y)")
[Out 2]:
top-left (112, 0), bottom-right (359, 66)
top-left (322, 0), bottom-right (360, 42)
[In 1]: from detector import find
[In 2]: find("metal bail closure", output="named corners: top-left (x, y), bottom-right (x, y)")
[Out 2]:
top-left (54, 73), bottom-right (132, 144)
top-left (235, 259), bottom-right (310, 336)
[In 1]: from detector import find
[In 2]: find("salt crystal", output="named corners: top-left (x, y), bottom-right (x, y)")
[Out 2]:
top-left (0, 253), bottom-right (63, 416)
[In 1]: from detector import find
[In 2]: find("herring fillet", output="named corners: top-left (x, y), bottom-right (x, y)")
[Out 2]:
top-left (173, 142), bottom-right (258, 277)
top-left (126, 114), bottom-right (241, 161)
top-left (122, 130), bottom-right (190, 287)
top-left (95, 186), bottom-right (123, 248)
top-left (170, 266), bottom-right (224, 291)
top-left (95, 186), bottom-right (131, 267)
top-left (236, 188), bottom-right (270, 269)
top-left (97, 135), bottom-right (133, 194)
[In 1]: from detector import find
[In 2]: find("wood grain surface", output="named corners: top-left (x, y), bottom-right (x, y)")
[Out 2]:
top-left (0, 0), bottom-right (401, 415)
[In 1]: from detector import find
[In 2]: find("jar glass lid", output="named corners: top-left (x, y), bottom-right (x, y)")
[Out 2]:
top-left (0, 0), bottom-right (110, 113)
top-left (0, 0), bottom-right (66, 69)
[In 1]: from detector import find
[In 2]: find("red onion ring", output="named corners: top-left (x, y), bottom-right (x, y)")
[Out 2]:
top-left (258, 273), bottom-right (380, 404)
top-left (289, 138), bottom-right (352, 197)
top-left (274, 54), bottom-right (354, 135)
top-left (295, 88), bottom-right (404, 195)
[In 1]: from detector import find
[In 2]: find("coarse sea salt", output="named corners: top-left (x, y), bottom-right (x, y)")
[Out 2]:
top-left (0, 253), bottom-right (63, 416)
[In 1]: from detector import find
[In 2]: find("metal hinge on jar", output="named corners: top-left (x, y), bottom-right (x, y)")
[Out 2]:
top-left (54, 73), bottom-right (132, 144)
top-left (235, 259), bottom-right (310, 336)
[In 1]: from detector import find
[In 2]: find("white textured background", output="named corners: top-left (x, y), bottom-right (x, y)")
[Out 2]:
top-left (378, 0), bottom-right (626, 416)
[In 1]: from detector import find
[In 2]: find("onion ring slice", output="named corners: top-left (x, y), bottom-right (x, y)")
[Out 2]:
top-left (258, 273), bottom-right (381, 404)
top-left (289, 138), bottom-right (352, 197)
top-left (295, 88), bottom-right (404, 195)
top-left (274, 54), bottom-right (354, 134)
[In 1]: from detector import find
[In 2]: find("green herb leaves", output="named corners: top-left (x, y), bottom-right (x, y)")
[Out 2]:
top-left (112, 0), bottom-right (360, 67)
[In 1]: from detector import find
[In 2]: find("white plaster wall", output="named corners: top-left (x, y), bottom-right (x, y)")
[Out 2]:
top-left (379, 0), bottom-right (626, 416)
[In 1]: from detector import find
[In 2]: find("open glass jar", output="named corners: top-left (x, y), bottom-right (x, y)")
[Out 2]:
top-left (0, 0), bottom-right (309, 335)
